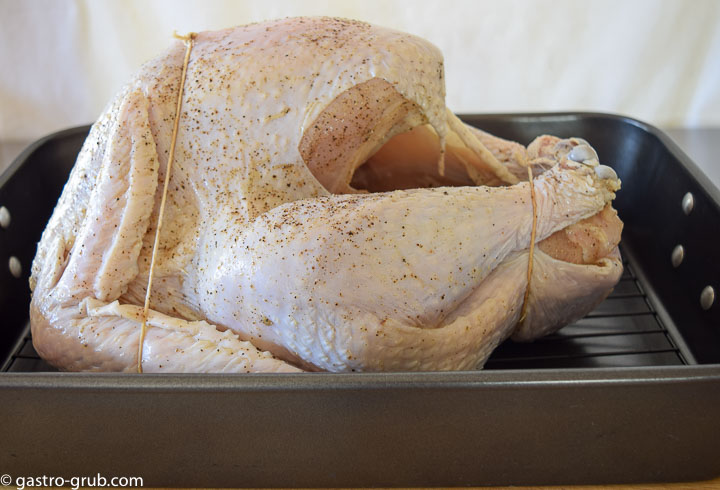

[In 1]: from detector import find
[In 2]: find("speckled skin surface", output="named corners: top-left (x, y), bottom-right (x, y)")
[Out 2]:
top-left (29, 18), bottom-right (622, 372)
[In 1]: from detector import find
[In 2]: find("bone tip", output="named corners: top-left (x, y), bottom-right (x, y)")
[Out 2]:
top-left (594, 164), bottom-right (618, 181)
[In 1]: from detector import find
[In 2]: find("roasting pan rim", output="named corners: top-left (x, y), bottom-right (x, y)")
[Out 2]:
top-left (2, 364), bottom-right (719, 392)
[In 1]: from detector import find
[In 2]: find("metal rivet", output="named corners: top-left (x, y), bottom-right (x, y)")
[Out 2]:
top-left (682, 192), bottom-right (694, 215)
top-left (0, 206), bottom-right (10, 228)
top-left (701, 286), bottom-right (715, 310)
top-left (671, 245), bottom-right (684, 267)
top-left (8, 256), bottom-right (21, 278)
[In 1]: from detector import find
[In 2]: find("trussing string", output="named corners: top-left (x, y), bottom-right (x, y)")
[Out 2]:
top-left (519, 165), bottom-right (538, 324)
top-left (137, 32), bottom-right (196, 373)
top-left (437, 137), bottom-right (446, 177)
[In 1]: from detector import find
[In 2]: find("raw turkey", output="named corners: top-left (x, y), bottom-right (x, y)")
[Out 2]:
top-left (30, 17), bottom-right (623, 373)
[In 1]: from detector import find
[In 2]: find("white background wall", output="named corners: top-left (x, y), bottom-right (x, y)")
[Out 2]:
top-left (1, 0), bottom-right (719, 141)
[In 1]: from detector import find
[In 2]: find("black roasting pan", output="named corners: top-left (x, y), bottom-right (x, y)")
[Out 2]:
top-left (0, 113), bottom-right (719, 487)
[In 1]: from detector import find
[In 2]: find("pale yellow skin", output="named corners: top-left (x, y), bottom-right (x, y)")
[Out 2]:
top-left (30, 17), bottom-right (622, 372)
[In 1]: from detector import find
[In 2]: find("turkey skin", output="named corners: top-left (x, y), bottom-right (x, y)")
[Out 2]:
top-left (30, 17), bottom-right (622, 372)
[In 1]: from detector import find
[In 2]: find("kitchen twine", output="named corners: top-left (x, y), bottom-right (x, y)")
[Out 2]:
top-left (137, 32), bottom-right (196, 373)
top-left (519, 166), bottom-right (538, 324)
